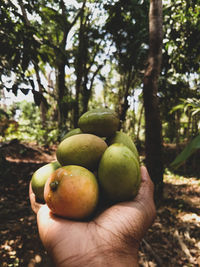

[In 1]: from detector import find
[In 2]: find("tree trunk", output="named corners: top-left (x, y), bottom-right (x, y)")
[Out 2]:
top-left (167, 113), bottom-right (176, 143)
top-left (143, 0), bottom-right (164, 200)
top-left (82, 64), bottom-right (103, 115)
top-left (56, 63), bottom-right (68, 131)
top-left (18, 0), bottom-right (47, 127)
top-left (74, 0), bottom-right (101, 125)
top-left (73, 1), bottom-right (87, 127)
top-left (34, 65), bottom-right (47, 127)
top-left (118, 87), bottom-right (129, 130)
top-left (56, 0), bottom-right (85, 131)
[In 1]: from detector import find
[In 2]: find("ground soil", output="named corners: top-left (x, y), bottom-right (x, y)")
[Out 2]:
top-left (0, 140), bottom-right (199, 267)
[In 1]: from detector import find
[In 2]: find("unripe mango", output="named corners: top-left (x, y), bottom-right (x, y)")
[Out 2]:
top-left (78, 108), bottom-right (119, 137)
top-left (31, 161), bottom-right (61, 202)
top-left (98, 143), bottom-right (141, 202)
top-left (107, 131), bottom-right (139, 161)
top-left (56, 134), bottom-right (108, 170)
top-left (62, 128), bottom-right (82, 141)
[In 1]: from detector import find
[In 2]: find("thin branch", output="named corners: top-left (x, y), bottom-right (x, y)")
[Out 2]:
top-left (17, 0), bottom-right (30, 25)
top-left (88, 64), bottom-right (103, 92)
top-left (60, 0), bottom-right (87, 47)
top-left (173, 230), bottom-right (195, 263)
top-left (142, 238), bottom-right (164, 267)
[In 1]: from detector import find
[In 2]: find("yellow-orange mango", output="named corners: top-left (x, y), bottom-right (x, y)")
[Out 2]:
top-left (44, 165), bottom-right (99, 220)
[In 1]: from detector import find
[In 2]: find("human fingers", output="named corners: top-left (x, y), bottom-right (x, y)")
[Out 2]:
top-left (95, 166), bottom-right (156, 241)
top-left (36, 204), bottom-right (90, 259)
top-left (134, 166), bottom-right (156, 229)
top-left (29, 182), bottom-right (43, 214)
top-left (135, 165), bottom-right (155, 204)
top-left (97, 166), bottom-right (155, 217)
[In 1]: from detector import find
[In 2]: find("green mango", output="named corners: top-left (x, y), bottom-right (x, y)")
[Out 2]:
top-left (56, 134), bottom-right (108, 171)
top-left (98, 143), bottom-right (141, 202)
top-left (31, 161), bottom-right (61, 202)
top-left (107, 131), bottom-right (139, 160)
top-left (78, 108), bottom-right (119, 137)
top-left (62, 128), bottom-right (82, 140)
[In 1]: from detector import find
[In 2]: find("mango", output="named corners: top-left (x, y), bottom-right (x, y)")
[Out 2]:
top-left (98, 143), bottom-right (141, 202)
top-left (107, 131), bottom-right (139, 160)
top-left (56, 134), bottom-right (108, 170)
top-left (78, 108), bottom-right (119, 137)
top-left (62, 128), bottom-right (82, 140)
top-left (31, 161), bottom-right (61, 202)
top-left (44, 165), bottom-right (99, 220)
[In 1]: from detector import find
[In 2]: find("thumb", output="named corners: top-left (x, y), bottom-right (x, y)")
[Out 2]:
top-left (135, 165), bottom-right (155, 204)
top-left (29, 182), bottom-right (43, 214)
top-left (133, 166), bottom-right (156, 231)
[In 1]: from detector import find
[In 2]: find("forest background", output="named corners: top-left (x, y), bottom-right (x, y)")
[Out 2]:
top-left (0, 0), bottom-right (199, 266)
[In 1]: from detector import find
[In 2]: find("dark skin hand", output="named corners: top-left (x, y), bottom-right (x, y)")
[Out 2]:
top-left (29, 166), bottom-right (156, 267)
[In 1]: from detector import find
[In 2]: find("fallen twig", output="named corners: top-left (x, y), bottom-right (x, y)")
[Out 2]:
top-left (142, 238), bottom-right (164, 267)
top-left (173, 229), bottom-right (195, 263)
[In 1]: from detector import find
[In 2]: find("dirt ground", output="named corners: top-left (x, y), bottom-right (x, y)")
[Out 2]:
top-left (0, 140), bottom-right (199, 267)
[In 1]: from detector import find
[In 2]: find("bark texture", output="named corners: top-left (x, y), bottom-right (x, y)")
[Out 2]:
top-left (143, 0), bottom-right (164, 199)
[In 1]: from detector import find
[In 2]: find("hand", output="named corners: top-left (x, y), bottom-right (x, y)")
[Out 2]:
top-left (29, 166), bottom-right (156, 267)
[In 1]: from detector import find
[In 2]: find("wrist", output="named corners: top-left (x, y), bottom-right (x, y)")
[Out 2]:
top-left (106, 239), bottom-right (139, 267)
top-left (45, 221), bottom-right (140, 267)
top-left (50, 247), bottom-right (139, 267)
top-left (104, 249), bottom-right (139, 267)
top-left (47, 232), bottom-right (139, 267)
top-left (91, 220), bottom-right (140, 267)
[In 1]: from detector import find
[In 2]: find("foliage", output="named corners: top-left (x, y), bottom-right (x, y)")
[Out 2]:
top-left (170, 134), bottom-right (200, 169)
top-left (2, 101), bottom-right (59, 145)
top-left (163, 0), bottom-right (200, 74)
top-left (169, 97), bottom-right (200, 169)
top-left (0, 108), bottom-right (18, 139)
top-left (170, 98), bottom-right (200, 116)
top-left (103, 0), bottom-right (149, 124)
top-left (0, 0), bottom-right (199, 147)
top-left (159, 0), bottom-right (200, 142)
top-left (0, 0), bottom-right (47, 95)
top-left (104, 0), bottom-right (149, 73)
top-left (169, 97), bottom-right (200, 142)
top-left (70, 0), bottom-right (107, 124)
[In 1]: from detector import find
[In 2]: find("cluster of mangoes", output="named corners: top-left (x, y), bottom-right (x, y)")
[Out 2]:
top-left (31, 108), bottom-right (141, 220)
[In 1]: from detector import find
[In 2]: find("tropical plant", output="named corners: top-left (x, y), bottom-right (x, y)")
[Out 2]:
top-left (171, 98), bottom-right (200, 117)
top-left (170, 97), bottom-right (200, 141)
top-left (170, 134), bottom-right (200, 169)
top-left (170, 98), bottom-right (200, 168)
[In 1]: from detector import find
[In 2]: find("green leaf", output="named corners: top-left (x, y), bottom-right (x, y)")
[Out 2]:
top-left (12, 83), bottom-right (18, 96)
top-left (170, 104), bottom-right (184, 114)
top-left (192, 109), bottom-right (200, 116)
top-left (20, 88), bottom-right (29, 95)
top-left (170, 134), bottom-right (200, 169)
